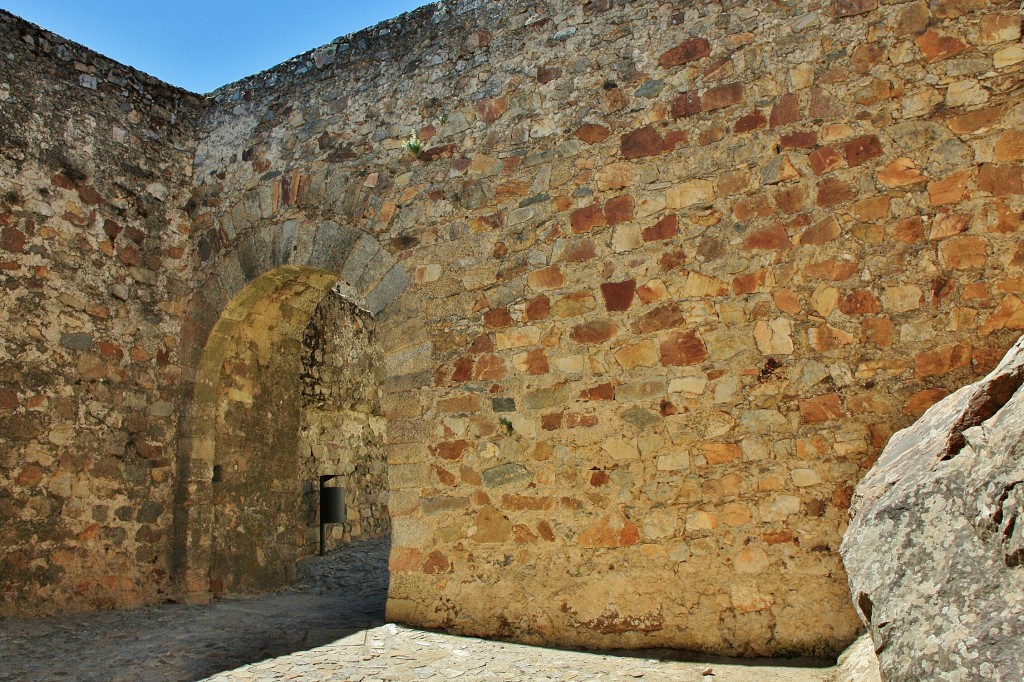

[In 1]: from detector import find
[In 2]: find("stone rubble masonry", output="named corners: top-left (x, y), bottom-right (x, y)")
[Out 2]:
top-left (0, 11), bottom-right (201, 614)
top-left (299, 294), bottom-right (390, 552)
top-left (0, 0), bottom-right (1023, 661)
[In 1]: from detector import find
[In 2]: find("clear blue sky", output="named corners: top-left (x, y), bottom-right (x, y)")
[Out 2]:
top-left (0, 1), bottom-right (431, 93)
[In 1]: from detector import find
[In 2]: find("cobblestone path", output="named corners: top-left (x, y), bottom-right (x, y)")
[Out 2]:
top-left (0, 537), bottom-right (838, 681)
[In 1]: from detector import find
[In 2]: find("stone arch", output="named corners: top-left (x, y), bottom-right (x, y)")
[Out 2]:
top-left (171, 220), bottom-right (408, 602)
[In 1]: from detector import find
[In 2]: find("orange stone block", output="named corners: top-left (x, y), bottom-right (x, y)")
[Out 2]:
top-left (979, 295), bottom-right (1024, 336)
top-left (672, 91), bottom-right (702, 118)
top-left (839, 289), bottom-right (882, 315)
top-left (501, 494), bottom-right (555, 512)
top-left (578, 513), bottom-right (640, 548)
top-left (734, 110), bottom-right (767, 133)
top-left (473, 354), bottom-right (507, 381)
top-left (643, 214), bottom-right (678, 242)
top-left (929, 212), bottom-right (971, 240)
top-left (614, 340), bottom-right (659, 369)
top-left (559, 239), bottom-right (597, 262)
top-left (704, 442), bottom-right (743, 465)
top-left (774, 186), bottom-right (806, 214)
top-left (878, 157), bottom-right (926, 187)
top-left (600, 279), bottom-right (637, 311)
top-left (432, 440), bottom-right (471, 461)
top-left (659, 37), bottom-right (711, 68)
top-left (719, 170), bottom-right (753, 196)
top-left (571, 320), bottom-right (619, 344)
top-left (844, 135), bottom-right (883, 167)
top-left (570, 203), bottom-right (606, 233)
top-left (861, 318), bottom-right (895, 347)
top-left (799, 393), bottom-right (844, 423)
top-left (773, 288), bottom-right (802, 315)
top-left (422, 550), bottom-right (451, 574)
top-left (437, 395), bottom-right (481, 413)
top-left (905, 389), bottom-right (950, 417)
top-left (472, 506), bottom-right (512, 543)
top-left (914, 342), bottom-right (972, 377)
top-left (816, 177), bottom-right (856, 207)
top-left (832, 0), bottom-right (878, 17)
top-left (851, 43), bottom-right (884, 73)
top-left (733, 194), bottom-right (774, 220)
top-left (580, 382), bottom-right (615, 401)
top-left (631, 302), bottom-right (685, 334)
top-left (769, 93), bottom-right (801, 128)
top-left (809, 147), bottom-right (844, 175)
top-left (803, 259), bottom-right (858, 281)
top-left (525, 295), bottom-right (551, 321)
top-left (892, 216), bottom-right (925, 243)
top-left (660, 330), bottom-right (709, 366)
top-left (521, 348), bottom-right (549, 375)
top-left (979, 164), bottom-right (1023, 197)
top-left (980, 15), bottom-right (1022, 44)
top-left (915, 30), bottom-right (969, 62)
top-left (620, 126), bottom-right (667, 160)
top-left (702, 83), bottom-right (744, 111)
top-left (389, 547), bottom-right (424, 572)
top-left (576, 124), bottom-right (611, 144)
top-left (852, 196), bottom-right (890, 221)
top-left (483, 307), bottom-right (513, 328)
top-left (527, 265), bottom-right (565, 291)
top-left (744, 224), bottom-right (791, 250)
top-left (432, 464), bottom-right (457, 487)
top-left (994, 131), bottom-right (1024, 162)
top-left (947, 105), bottom-right (1003, 135)
top-left (733, 268), bottom-right (775, 294)
top-left (927, 170), bottom-right (971, 205)
top-left (604, 195), bottom-right (635, 225)
top-left (809, 325), bottom-right (855, 351)
top-left (973, 346), bottom-right (1005, 374)
top-left (780, 131), bottom-right (817, 149)
top-left (16, 465), bottom-right (43, 487)
top-left (798, 216), bottom-right (841, 245)
top-left (476, 97), bottom-right (508, 123)
top-left (939, 235), bottom-right (987, 269)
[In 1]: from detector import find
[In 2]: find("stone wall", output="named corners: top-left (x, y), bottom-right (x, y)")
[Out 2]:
top-left (208, 276), bottom-right (318, 594)
top-left (0, 11), bottom-right (201, 614)
top-left (2, 0), bottom-right (1023, 659)
top-left (190, 0), bottom-right (1024, 656)
top-left (299, 291), bottom-right (389, 553)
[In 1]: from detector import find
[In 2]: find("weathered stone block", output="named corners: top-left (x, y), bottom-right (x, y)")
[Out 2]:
top-left (659, 37), bottom-right (711, 68)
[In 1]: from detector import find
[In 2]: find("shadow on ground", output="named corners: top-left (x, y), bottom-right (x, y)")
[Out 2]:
top-left (0, 535), bottom-right (391, 682)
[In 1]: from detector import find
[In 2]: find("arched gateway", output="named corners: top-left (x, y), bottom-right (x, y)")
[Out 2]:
top-left (170, 219), bottom-right (408, 601)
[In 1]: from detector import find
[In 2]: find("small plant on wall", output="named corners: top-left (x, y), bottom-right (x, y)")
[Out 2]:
top-left (402, 132), bottom-right (423, 158)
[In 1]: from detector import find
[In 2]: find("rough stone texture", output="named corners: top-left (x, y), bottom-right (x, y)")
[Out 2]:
top-left (841, 335), bottom-right (1024, 680)
top-left (831, 634), bottom-right (881, 682)
top-left (299, 293), bottom-right (389, 552)
top-left (0, 11), bottom-right (201, 614)
top-left (2, 0), bottom-right (1024, 661)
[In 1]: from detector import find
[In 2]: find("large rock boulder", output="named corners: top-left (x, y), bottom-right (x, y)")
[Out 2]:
top-left (841, 335), bottom-right (1024, 681)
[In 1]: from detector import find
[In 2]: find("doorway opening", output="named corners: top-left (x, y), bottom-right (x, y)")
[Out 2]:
top-left (177, 265), bottom-right (389, 598)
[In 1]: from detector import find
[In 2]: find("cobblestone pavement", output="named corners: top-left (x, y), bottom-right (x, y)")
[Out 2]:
top-left (0, 537), bottom-right (837, 682)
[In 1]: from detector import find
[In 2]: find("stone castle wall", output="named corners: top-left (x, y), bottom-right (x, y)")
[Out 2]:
top-left (2, 0), bottom-right (1023, 658)
top-left (0, 11), bottom-right (201, 613)
top-left (188, 0), bottom-right (1024, 656)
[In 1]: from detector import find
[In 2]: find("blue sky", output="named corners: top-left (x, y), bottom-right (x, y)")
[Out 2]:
top-left (0, 1), bottom-right (431, 93)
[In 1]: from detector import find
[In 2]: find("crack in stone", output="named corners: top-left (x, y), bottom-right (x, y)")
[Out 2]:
top-left (941, 364), bottom-right (1024, 461)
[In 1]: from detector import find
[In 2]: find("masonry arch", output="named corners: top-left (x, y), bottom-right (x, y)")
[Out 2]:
top-left (171, 219), bottom-right (408, 602)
